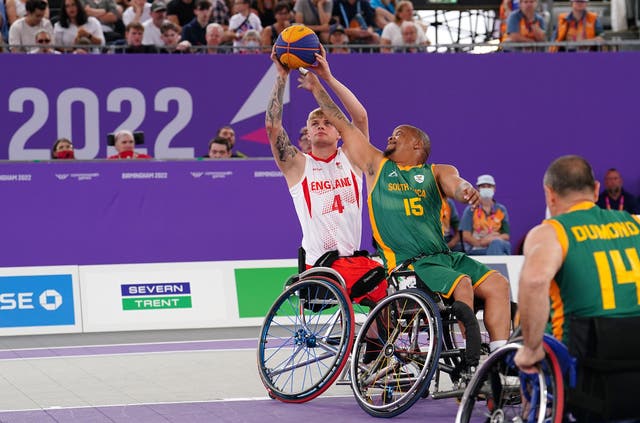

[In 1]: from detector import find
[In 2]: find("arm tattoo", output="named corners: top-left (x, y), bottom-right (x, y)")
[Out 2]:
top-left (315, 89), bottom-right (350, 127)
top-left (266, 75), bottom-right (296, 162)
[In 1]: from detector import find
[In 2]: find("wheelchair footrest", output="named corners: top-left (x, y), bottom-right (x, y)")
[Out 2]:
top-left (431, 387), bottom-right (467, 400)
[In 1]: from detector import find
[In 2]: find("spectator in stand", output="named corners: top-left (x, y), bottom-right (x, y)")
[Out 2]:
top-left (398, 20), bottom-right (425, 52)
top-left (122, 0), bottom-right (150, 25)
top-left (207, 136), bottom-right (232, 158)
top-left (142, 0), bottom-right (167, 46)
top-left (54, 0), bottom-right (104, 51)
top-left (297, 126), bottom-right (311, 153)
top-left (328, 24), bottom-right (350, 53)
top-left (461, 174), bottom-right (511, 255)
top-left (380, 1), bottom-right (428, 53)
top-left (370, 0), bottom-right (395, 30)
top-left (8, 0), bottom-right (52, 52)
top-left (216, 125), bottom-right (247, 157)
top-left (108, 130), bottom-right (152, 159)
top-left (227, 0), bottom-right (262, 50)
top-left (293, 0), bottom-right (332, 42)
top-left (596, 168), bottom-right (639, 214)
top-left (503, 0), bottom-right (546, 49)
top-left (260, 1), bottom-right (290, 50)
top-left (443, 197), bottom-right (463, 252)
top-left (549, 0), bottom-right (604, 52)
top-left (203, 22), bottom-right (225, 52)
top-left (498, 0), bottom-right (518, 41)
top-left (28, 27), bottom-right (60, 52)
top-left (181, 0), bottom-right (211, 46)
top-left (6, 0), bottom-right (49, 26)
top-left (253, 0), bottom-right (277, 28)
top-left (83, 0), bottom-right (122, 42)
top-left (166, 0), bottom-right (194, 27)
top-left (159, 19), bottom-right (192, 51)
top-left (0, 1), bottom-right (8, 43)
top-left (332, 0), bottom-right (379, 47)
top-left (239, 28), bottom-right (260, 52)
top-left (209, 0), bottom-right (229, 26)
top-left (51, 138), bottom-right (75, 159)
top-left (113, 21), bottom-right (159, 52)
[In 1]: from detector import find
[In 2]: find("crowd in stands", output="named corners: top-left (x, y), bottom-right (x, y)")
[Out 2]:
top-left (0, 0), bottom-right (624, 53)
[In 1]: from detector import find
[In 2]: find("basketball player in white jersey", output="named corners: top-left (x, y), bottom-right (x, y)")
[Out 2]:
top-left (265, 46), bottom-right (387, 306)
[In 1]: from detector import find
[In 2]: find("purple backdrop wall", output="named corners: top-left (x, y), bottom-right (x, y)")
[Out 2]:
top-left (1, 53), bottom-right (638, 266)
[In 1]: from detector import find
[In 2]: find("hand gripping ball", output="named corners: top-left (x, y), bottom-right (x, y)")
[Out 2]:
top-left (274, 25), bottom-right (321, 69)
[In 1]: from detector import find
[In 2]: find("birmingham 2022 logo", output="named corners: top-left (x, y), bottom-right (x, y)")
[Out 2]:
top-left (120, 282), bottom-right (192, 311)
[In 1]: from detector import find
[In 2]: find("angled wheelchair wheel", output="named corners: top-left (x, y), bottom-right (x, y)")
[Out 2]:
top-left (350, 288), bottom-right (442, 418)
top-left (455, 342), bottom-right (564, 423)
top-left (257, 276), bottom-right (355, 402)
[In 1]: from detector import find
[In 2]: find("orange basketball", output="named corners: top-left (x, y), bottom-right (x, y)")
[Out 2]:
top-left (274, 25), bottom-right (321, 69)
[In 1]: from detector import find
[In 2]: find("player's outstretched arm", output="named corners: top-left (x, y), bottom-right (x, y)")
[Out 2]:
top-left (434, 164), bottom-right (480, 209)
top-left (312, 47), bottom-right (369, 139)
top-left (266, 47), bottom-right (304, 186)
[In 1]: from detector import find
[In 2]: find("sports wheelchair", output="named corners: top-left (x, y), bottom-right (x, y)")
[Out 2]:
top-left (348, 254), bottom-right (488, 418)
top-left (456, 316), bottom-right (640, 423)
top-left (257, 249), bottom-right (491, 415)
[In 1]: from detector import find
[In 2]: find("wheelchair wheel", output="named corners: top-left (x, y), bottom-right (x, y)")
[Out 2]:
top-left (350, 288), bottom-right (442, 418)
top-left (455, 342), bottom-right (564, 423)
top-left (257, 276), bottom-right (355, 402)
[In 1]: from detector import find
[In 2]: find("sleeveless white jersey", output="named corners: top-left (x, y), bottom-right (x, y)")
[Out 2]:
top-left (290, 148), bottom-right (363, 265)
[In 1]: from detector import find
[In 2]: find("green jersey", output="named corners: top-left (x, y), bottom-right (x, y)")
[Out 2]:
top-left (368, 159), bottom-right (449, 270)
top-left (545, 201), bottom-right (640, 343)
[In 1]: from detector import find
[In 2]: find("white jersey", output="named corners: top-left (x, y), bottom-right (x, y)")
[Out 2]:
top-left (290, 148), bottom-right (363, 265)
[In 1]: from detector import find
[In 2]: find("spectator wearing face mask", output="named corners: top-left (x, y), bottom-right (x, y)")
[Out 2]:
top-left (460, 174), bottom-right (511, 255)
top-left (51, 138), bottom-right (75, 159)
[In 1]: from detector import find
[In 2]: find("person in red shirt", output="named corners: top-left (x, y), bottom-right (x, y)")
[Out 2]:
top-left (108, 130), bottom-right (152, 159)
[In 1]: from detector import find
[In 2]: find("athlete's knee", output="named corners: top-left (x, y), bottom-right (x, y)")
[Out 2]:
top-left (475, 272), bottom-right (510, 302)
top-left (452, 276), bottom-right (474, 307)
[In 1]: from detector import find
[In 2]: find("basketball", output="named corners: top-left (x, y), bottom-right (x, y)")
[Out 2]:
top-left (274, 25), bottom-right (321, 69)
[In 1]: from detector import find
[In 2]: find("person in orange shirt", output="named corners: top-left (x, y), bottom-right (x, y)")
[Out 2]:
top-left (550, 0), bottom-right (603, 52)
top-left (503, 0), bottom-right (546, 49)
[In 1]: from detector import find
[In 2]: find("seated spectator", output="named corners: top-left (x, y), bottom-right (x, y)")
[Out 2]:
top-left (398, 21), bottom-right (425, 52)
top-left (8, 0), bottom-right (52, 52)
top-left (158, 19), bottom-right (191, 52)
top-left (253, 0), bottom-right (276, 28)
top-left (461, 174), bottom-right (511, 255)
top-left (327, 24), bottom-right (350, 53)
top-left (380, 1), bottom-right (428, 53)
top-left (216, 125), bottom-right (247, 157)
top-left (54, 0), bottom-right (105, 52)
top-left (207, 136), bottom-right (232, 158)
top-left (443, 197), bottom-right (463, 252)
top-left (72, 35), bottom-right (93, 52)
top-left (181, 0), bottom-right (211, 46)
top-left (51, 138), bottom-right (75, 159)
top-left (113, 21), bottom-right (159, 52)
top-left (28, 28), bottom-right (60, 52)
top-left (596, 168), bottom-right (639, 213)
top-left (370, 0), bottom-right (395, 29)
top-left (550, 0), bottom-right (604, 52)
top-left (239, 28), bottom-right (260, 53)
top-left (260, 1), bottom-right (290, 50)
top-left (332, 0), bottom-right (379, 47)
top-left (108, 130), bottom-right (152, 159)
top-left (209, 0), bottom-right (229, 27)
top-left (227, 0), bottom-right (262, 51)
top-left (83, 0), bottom-right (122, 42)
top-left (142, 0), bottom-right (167, 46)
top-left (6, 0), bottom-right (49, 27)
top-left (203, 22), bottom-right (226, 53)
top-left (122, 0), bottom-right (151, 25)
top-left (166, 0), bottom-right (194, 28)
top-left (297, 126), bottom-right (311, 153)
top-left (294, 0), bottom-right (332, 43)
top-left (498, 0), bottom-right (517, 41)
top-left (503, 0), bottom-right (546, 49)
top-left (0, 0), bottom-right (8, 43)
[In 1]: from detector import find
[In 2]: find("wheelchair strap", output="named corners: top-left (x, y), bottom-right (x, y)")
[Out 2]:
top-left (349, 266), bottom-right (385, 300)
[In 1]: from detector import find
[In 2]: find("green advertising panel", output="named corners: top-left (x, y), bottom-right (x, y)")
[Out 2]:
top-left (235, 267), bottom-right (297, 318)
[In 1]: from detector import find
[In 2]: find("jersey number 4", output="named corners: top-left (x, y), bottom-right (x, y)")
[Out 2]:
top-left (594, 248), bottom-right (640, 310)
top-left (332, 195), bottom-right (345, 213)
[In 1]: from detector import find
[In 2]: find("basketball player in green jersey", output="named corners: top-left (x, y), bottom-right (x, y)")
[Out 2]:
top-left (515, 155), bottom-right (640, 370)
top-left (298, 67), bottom-right (512, 351)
